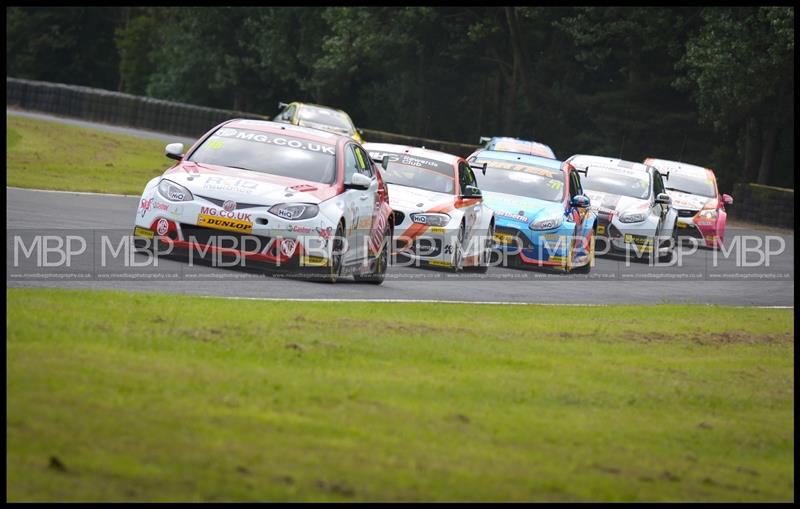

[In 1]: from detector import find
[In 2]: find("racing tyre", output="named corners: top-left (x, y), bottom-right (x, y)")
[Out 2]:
top-left (354, 225), bottom-right (391, 285)
top-left (323, 222), bottom-right (346, 283)
top-left (450, 222), bottom-right (465, 272)
top-left (466, 224), bottom-right (493, 274)
top-left (657, 221), bottom-right (678, 263)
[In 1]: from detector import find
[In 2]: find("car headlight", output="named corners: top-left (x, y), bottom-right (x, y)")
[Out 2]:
top-left (619, 211), bottom-right (649, 223)
top-left (268, 203), bottom-right (319, 220)
top-left (410, 213), bottom-right (450, 227)
top-left (697, 209), bottom-right (717, 220)
top-left (158, 179), bottom-right (193, 202)
top-left (529, 216), bottom-right (563, 230)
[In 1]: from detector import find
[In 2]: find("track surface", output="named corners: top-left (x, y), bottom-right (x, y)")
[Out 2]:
top-left (6, 111), bottom-right (794, 305)
top-left (7, 188), bottom-right (793, 305)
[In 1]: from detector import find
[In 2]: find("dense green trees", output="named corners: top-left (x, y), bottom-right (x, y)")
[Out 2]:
top-left (6, 6), bottom-right (793, 189)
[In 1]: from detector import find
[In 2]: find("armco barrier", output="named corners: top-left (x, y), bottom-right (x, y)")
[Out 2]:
top-left (6, 77), bottom-right (480, 157)
top-left (730, 182), bottom-right (794, 229)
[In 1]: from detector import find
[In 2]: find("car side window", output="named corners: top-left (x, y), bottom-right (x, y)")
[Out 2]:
top-left (459, 163), bottom-right (477, 195)
top-left (353, 146), bottom-right (373, 177)
top-left (652, 171), bottom-right (666, 195)
top-left (569, 171), bottom-right (580, 199)
top-left (344, 145), bottom-right (359, 183)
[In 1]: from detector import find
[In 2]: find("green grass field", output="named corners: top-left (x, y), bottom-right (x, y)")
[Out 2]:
top-left (6, 114), bottom-right (173, 194)
top-left (6, 288), bottom-right (794, 501)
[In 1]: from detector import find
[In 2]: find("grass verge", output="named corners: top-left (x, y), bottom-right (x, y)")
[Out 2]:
top-left (6, 288), bottom-right (794, 501)
top-left (6, 114), bottom-right (172, 194)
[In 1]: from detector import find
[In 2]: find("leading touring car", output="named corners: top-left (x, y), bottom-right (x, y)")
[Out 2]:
top-left (565, 155), bottom-right (678, 262)
top-left (133, 119), bottom-right (392, 283)
top-left (466, 149), bottom-right (597, 272)
top-left (471, 136), bottom-right (557, 159)
top-left (274, 101), bottom-right (364, 143)
top-left (643, 158), bottom-right (733, 248)
top-left (364, 143), bottom-right (495, 272)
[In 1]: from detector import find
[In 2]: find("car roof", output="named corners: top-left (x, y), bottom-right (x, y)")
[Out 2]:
top-left (223, 118), bottom-right (347, 145)
top-left (363, 142), bottom-right (461, 166)
top-left (294, 102), bottom-right (352, 118)
top-left (568, 154), bottom-right (651, 173)
top-left (644, 158), bottom-right (714, 178)
top-left (474, 149), bottom-right (564, 170)
top-left (487, 137), bottom-right (556, 158)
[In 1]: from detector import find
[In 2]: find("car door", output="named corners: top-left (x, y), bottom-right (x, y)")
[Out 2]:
top-left (651, 169), bottom-right (669, 238)
top-left (566, 169), bottom-right (585, 260)
top-left (457, 162), bottom-right (483, 245)
top-left (342, 144), bottom-right (372, 263)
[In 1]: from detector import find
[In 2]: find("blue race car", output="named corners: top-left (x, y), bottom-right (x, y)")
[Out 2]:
top-left (467, 149), bottom-right (597, 272)
top-left (472, 136), bottom-right (557, 159)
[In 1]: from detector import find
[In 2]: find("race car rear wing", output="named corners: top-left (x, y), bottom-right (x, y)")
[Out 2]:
top-left (566, 162), bottom-right (589, 176)
top-left (368, 153), bottom-right (391, 170)
top-left (479, 136), bottom-right (492, 145)
top-left (277, 101), bottom-right (289, 110)
top-left (469, 162), bottom-right (487, 175)
top-left (655, 168), bottom-right (670, 180)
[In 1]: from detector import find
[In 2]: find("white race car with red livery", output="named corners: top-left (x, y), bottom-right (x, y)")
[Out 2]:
top-left (364, 143), bottom-right (495, 272)
top-left (133, 119), bottom-right (393, 283)
top-left (643, 158), bottom-right (733, 248)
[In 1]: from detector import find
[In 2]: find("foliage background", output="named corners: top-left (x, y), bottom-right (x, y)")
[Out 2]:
top-left (6, 6), bottom-right (794, 191)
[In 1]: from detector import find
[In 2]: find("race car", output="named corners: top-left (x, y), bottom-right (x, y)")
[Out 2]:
top-left (274, 101), bottom-right (364, 143)
top-left (470, 136), bottom-right (557, 159)
top-left (364, 142), bottom-right (495, 272)
top-left (133, 119), bottom-right (392, 283)
top-left (643, 158), bottom-right (733, 248)
top-left (466, 149), bottom-right (597, 272)
top-left (565, 155), bottom-right (678, 262)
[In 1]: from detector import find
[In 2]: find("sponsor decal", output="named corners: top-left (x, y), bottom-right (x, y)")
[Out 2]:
top-left (316, 226), bottom-right (334, 239)
top-left (624, 233), bottom-right (654, 252)
top-left (288, 225), bottom-right (314, 234)
top-left (494, 232), bottom-right (514, 244)
top-left (197, 214), bottom-right (253, 234)
top-left (212, 128), bottom-right (335, 155)
top-left (133, 226), bottom-right (154, 239)
top-left (202, 176), bottom-right (259, 195)
top-left (543, 233), bottom-right (559, 240)
top-left (301, 255), bottom-right (328, 266)
top-left (199, 206), bottom-right (252, 222)
top-left (495, 210), bottom-right (529, 223)
top-left (596, 224), bottom-right (605, 235)
top-left (280, 238), bottom-right (297, 257)
top-left (356, 217), bottom-right (372, 229)
top-left (429, 226), bottom-right (445, 234)
top-left (428, 260), bottom-right (452, 267)
top-left (222, 200), bottom-right (237, 212)
top-left (549, 255), bottom-right (566, 263)
top-left (156, 218), bottom-right (170, 236)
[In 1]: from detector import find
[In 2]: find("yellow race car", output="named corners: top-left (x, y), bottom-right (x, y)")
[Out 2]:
top-left (274, 101), bottom-right (364, 143)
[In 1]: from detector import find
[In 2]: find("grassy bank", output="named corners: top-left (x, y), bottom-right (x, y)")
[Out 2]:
top-left (6, 288), bottom-right (794, 501)
top-left (6, 114), bottom-right (172, 194)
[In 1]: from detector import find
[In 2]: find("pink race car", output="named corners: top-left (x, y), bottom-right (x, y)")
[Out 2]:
top-left (643, 158), bottom-right (733, 248)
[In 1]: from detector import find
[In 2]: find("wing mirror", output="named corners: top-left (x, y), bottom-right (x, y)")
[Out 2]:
top-left (721, 193), bottom-right (733, 205)
top-left (655, 192), bottom-right (672, 205)
top-left (570, 194), bottom-right (591, 208)
top-left (165, 143), bottom-right (184, 161)
top-left (346, 172), bottom-right (372, 190)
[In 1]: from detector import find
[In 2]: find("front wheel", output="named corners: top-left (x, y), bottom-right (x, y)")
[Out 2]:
top-left (571, 229), bottom-right (595, 274)
top-left (354, 224), bottom-right (390, 285)
top-left (322, 222), bottom-right (346, 283)
top-left (449, 223), bottom-right (465, 272)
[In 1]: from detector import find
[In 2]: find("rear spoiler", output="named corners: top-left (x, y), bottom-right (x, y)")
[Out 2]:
top-left (369, 153), bottom-right (391, 170)
top-left (656, 168), bottom-right (670, 180)
top-left (470, 162), bottom-right (487, 175)
top-left (277, 101), bottom-right (289, 110)
top-left (567, 162), bottom-right (588, 176)
top-left (479, 136), bottom-right (492, 145)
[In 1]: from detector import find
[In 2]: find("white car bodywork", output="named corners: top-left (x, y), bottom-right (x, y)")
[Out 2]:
top-left (566, 155), bottom-right (678, 259)
top-left (364, 143), bottom-right (495, 270)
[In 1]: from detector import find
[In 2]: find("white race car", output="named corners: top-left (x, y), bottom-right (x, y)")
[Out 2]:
top-left (133, 119), bottom-right (393, 283)
top-left (364, 143), bottom-right (495, 272)
top-left (565, 155), bottom-right (678, 262)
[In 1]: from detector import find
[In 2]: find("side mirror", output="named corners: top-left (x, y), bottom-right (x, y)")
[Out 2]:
top-left (381, 155), bottom-right (390, 170)
top-left (356, 128), bottom-right (364, 135)
top-left (165, 143), bottom-right (184, 161)
top-left (464, 185), bottom-right (482, 198)
top-left (655, 192), bottom-right (671, 205)
top-left (721, 194), bottom-right (733, 205)
top-left (570, 194), bottom-right (591, 208)
top-left (345, 172), bottom-right (372, 190)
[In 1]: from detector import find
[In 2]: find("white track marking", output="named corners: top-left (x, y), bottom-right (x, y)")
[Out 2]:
top-left (6, 186), bottom-right (138, 198)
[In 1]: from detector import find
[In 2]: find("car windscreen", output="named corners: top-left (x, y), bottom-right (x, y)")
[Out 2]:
top-left (580, 166), bottom-right (650, 200)
top-left (473, 159), bottom-right (564, 202)
top-left (492, 140), bottom-right (555, 158)
top-left (188, 127), bottom-right (337, 184)
top-left (664, 172), bottom-right (716, 198)
top-left (297, 106), bottom-right (353, 134)
top-left (373, 152), bottom-right (455, 194)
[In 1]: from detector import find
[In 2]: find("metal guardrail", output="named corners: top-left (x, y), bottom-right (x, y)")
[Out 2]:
top-left (6, 77), bottom-right (479, 157)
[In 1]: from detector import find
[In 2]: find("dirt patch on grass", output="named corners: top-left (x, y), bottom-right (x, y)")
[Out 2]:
top-left (618, 330), bottom-right (793, 345)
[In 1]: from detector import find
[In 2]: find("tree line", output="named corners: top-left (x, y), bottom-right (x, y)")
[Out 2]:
top-left (6, 6), bottom-right (794, 191)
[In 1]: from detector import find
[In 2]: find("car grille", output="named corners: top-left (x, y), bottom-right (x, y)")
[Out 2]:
top-left (677, 209), bottom-right (699, 218)
top-left (408, 237), bottom-right (442, 257)
top-left (392, 210), bottom-right (405, 226)
top-left (195, 195), bottom-right (269, 210)
top-left (676, 222), bottom-right (705, 239)
top-left (179, 223), bottom-right (274, 253)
